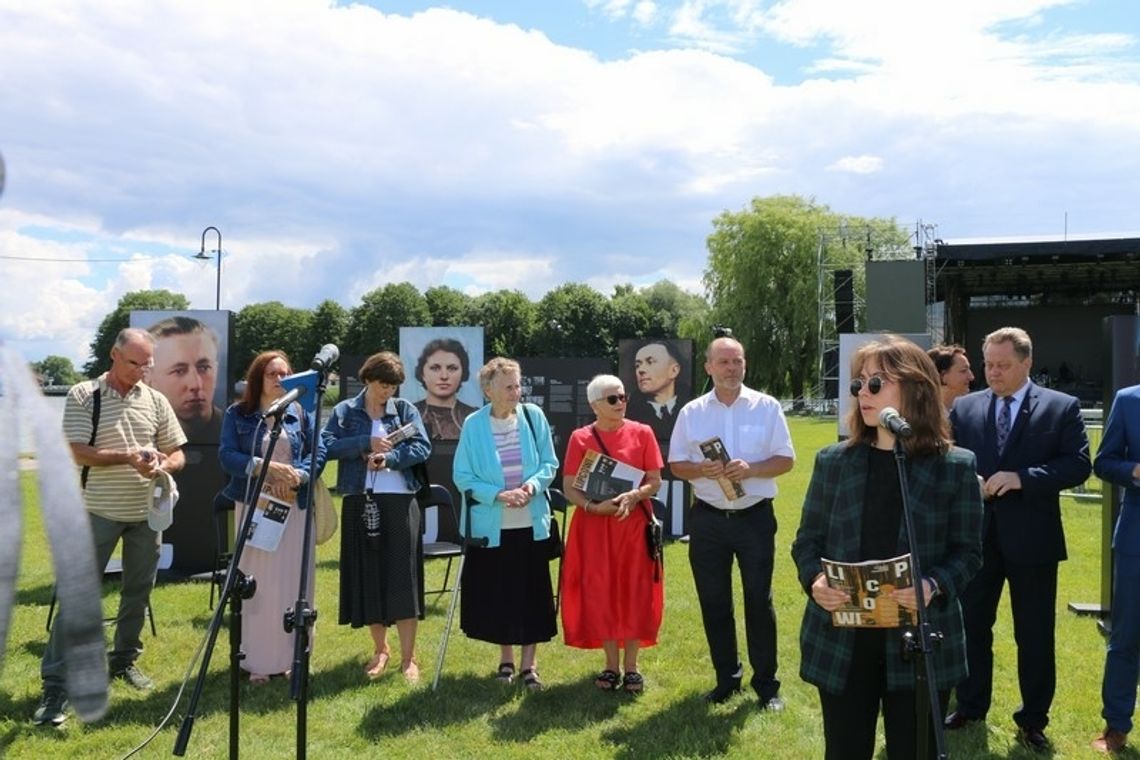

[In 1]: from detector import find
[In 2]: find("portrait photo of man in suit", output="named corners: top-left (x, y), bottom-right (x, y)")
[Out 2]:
top-left (944, 326), bottom-right (1091, 752)
top-left (621, 339), bottom-right (692, 442)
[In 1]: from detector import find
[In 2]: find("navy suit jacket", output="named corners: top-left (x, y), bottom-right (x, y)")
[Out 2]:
top-left (1095, 384), bottom-right (1140, 556)
top-left (949, 382), bottom-right (1091, 564)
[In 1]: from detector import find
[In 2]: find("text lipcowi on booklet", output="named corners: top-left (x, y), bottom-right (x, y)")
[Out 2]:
top-left (572, 449), bottom-right (646, 502)
top-left (698, 437), bottom-right (745, 500)
top-left (820, 553), bottom-right (914, 628)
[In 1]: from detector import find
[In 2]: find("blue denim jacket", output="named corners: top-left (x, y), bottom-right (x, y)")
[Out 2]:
top-left (219, 402), bottom-right (325, 505)
top-left (321, 391), bottom-right (431, 496)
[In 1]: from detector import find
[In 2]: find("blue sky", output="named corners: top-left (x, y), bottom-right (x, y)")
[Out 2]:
top-left (1, 0), bottom-right (1139, 366)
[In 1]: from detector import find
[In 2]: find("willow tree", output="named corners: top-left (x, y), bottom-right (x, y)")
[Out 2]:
top-left (704, 195), bottom-right (904, 399)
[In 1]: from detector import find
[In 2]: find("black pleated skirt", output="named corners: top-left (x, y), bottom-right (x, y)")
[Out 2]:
top-left (460, 527), bottom-right (557, 645)
top-left (339, 492), bottom-right (424, 627)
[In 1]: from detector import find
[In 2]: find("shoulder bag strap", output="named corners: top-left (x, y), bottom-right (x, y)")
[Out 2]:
top-left (80, 387), bottom-right (101, 490)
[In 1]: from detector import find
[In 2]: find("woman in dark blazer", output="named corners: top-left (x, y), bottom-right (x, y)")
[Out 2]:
top-left (791, 335), bottom-right (984, 760)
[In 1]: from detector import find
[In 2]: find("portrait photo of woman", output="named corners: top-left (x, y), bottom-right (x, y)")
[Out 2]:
top-left (409, 336), bottom-right (480, 441)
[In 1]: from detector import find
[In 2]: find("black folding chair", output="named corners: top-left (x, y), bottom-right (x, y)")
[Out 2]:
top-left (546, 487), bottom-right (569, 612)
top-left (209, 492), bottom-right (236, 610)
top-left (420, 484), bottom-right (463, 599)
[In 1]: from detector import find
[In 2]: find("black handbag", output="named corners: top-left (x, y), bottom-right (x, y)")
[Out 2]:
top-left (520, 405), bottom-right (561, 562)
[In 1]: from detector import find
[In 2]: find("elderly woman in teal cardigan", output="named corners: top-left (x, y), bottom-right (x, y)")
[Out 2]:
top-left (453, 357), bottom-right (559, 691)
top-left (791, 335), bottom-right (983, 760)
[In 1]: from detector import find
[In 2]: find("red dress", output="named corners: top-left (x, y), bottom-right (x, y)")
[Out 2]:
top-left (560, 420), bottom-right (665, 649)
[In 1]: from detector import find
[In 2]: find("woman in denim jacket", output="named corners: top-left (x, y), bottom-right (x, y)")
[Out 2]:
top-left (219, 350), bottom-right (325, 684)
top-left (322, 352), bottom-right (431, 682)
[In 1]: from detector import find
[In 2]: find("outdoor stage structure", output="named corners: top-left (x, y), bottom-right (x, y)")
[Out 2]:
top-left (816, 229), bottom-right (1140, 617)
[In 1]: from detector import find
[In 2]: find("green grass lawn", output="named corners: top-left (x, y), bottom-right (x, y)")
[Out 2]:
top-left (0, 418), bottom-right (1116, 758)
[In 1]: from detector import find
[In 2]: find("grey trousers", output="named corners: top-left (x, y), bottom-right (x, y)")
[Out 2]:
top-left (41, 513), bottom-right (160, 689)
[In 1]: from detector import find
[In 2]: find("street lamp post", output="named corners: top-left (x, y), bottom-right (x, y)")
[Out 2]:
top-left (194, 226), bottom-right (222, 310)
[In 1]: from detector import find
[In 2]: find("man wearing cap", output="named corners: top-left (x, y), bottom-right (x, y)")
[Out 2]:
top-left (33, 328), bottom-right (186, 726)
top-left (668, 336), bottom-right (795, 709)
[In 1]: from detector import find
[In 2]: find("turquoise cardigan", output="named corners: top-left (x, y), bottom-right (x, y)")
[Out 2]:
top-left (452, 402), bottom-right (559, 548)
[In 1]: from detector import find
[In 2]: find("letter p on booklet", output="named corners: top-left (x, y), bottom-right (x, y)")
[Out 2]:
top-left (820, 553), bottom-right (915, 628)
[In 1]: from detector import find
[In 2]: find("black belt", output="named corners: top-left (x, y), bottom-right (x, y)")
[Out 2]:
top-left (695, 498), bottom-right (772, 517)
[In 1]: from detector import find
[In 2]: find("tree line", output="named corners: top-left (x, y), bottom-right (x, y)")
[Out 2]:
top-left (45, 195), bottom-right (904, 400)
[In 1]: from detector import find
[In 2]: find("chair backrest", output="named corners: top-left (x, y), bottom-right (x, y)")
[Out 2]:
top-left (546, 487), bottom-right (568, 514)
top-left (420, 484), bottom-right (462, 545)
top-left (213, 492), bottom-right (236, 554)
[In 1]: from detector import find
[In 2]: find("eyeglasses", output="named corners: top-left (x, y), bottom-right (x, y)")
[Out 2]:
top-left (264, 370), bottom-right (290, 378)
top-left (849, 375), bottom-right (887, 396)
top-left (125, 358), bottom-right (154, 370)
top-left (604, 394), bottom-right (627, 405)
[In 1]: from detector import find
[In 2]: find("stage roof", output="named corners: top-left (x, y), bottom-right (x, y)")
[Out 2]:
top-left (934, 235), bottom-right (1140, 298)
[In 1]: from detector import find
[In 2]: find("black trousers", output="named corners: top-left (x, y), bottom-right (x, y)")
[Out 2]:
top-left (687, 499), bottom-right (779, 699)
top-left (819, 630), bottom-right (950, 760)
top-left (954, 530), bottom-right (1058, 729)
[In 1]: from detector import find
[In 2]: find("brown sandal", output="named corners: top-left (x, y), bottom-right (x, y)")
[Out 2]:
top-left (365, 649), bottom-right (391, 678)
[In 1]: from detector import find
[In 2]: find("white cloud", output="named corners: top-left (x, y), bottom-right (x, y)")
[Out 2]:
top-left (1, 0), bottom-right (1139, 366)
top-left (827, 155), bottom-right (883, 175)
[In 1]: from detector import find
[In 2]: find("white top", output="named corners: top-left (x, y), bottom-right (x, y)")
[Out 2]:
top-left (668, 385), bottom-right (795, 509)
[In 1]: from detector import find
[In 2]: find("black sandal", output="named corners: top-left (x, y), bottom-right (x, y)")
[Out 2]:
top-left (594, 669), bottom-right (620, 691)
top-left (520, 667), bottom-right (543, 691)
top-left (496, 662), bottom-right (515, 684)
top-left (622, 671), bottom-right (644, 694)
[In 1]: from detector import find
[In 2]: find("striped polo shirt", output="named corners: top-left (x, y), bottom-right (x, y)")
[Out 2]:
top-left (63, 375), bottom-right (187, 522)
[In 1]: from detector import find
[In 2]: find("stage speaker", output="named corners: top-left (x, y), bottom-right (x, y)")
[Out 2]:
top-left (865, 260), bottom-right (926, 333)
top-left (834, 269), bottom-right (855, 334)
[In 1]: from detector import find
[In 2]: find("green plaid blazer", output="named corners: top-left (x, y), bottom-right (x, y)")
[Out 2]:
top-left (790, 442), bottom-right (984, 693)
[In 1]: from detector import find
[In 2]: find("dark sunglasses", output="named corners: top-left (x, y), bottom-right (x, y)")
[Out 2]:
top-left (849, 375), bottom-right (885, 396)
top-left (605, 394), bottom-right (628, 405)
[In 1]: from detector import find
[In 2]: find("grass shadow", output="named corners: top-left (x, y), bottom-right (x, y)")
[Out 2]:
top-left (14, 582), bottom-right (55, 607)
top-left (357, 674), bottom-right (515, 738)
top-left (489, 676), bottom-right (624, 742)
top-left (601, 693), bottom-right (752, 759)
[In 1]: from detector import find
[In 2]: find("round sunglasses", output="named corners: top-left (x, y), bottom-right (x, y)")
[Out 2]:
top-left (849, 375), bottom-right (886, 396)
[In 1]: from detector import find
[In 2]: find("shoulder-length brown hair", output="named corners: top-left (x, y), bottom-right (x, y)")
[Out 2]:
top-left (237, 350), bottom-right (291, 415)
top-left (845, 335), bottom-right (951, 457)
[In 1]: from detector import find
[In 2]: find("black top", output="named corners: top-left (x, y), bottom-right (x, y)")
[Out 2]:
top-left (861, 446), bottom-right (903, 559)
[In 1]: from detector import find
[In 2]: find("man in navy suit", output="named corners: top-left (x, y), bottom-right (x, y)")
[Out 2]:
top-left (1092, 383), bottom-right (1140, 754)
top-left (943, 326), bottom-right (1091, 752)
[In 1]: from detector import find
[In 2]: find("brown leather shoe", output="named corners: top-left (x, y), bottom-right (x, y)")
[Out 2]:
top-left (1092, 727), bottom-right (1128, 753)
top-left (944, 711), bottom-right (981, 730)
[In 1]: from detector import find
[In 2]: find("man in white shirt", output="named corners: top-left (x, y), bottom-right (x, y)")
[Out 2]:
top-left (669, 337), bottom-right (795, 708)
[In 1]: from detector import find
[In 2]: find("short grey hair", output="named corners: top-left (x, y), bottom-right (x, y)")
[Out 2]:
top-left (586, 374), bottom-right (623, 403)
top-left (115, 327), bottom-right (156, 349)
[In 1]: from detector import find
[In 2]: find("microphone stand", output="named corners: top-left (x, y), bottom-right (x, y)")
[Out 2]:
top-left (174, 418), bottom-right (285, 758)
top-left (285, 366), bottom-right (329, 759)
top-left (893, 438), bottom-right (948, 760)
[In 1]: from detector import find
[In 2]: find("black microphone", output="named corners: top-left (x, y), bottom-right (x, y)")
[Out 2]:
top-left (878, 406), bottom-right (914, 439)
top-left (311, 344), bottom-right (340, 372)
top-left (264, 386), bottom-right (307, 419)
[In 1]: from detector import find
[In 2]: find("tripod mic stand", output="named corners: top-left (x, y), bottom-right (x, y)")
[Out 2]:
top-left (285, 364), bottom-right (330, 759)
top-left (174, 418), bottom-right (286, 758)
top-left (893, 438), bottom-right (949, 760)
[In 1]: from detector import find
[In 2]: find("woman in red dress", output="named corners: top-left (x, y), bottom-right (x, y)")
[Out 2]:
top-left (560, 374), bottom-right (664, 694)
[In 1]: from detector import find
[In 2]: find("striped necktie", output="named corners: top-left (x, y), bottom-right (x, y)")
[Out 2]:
top-left (996, 395), bottom-right (1013, 455)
